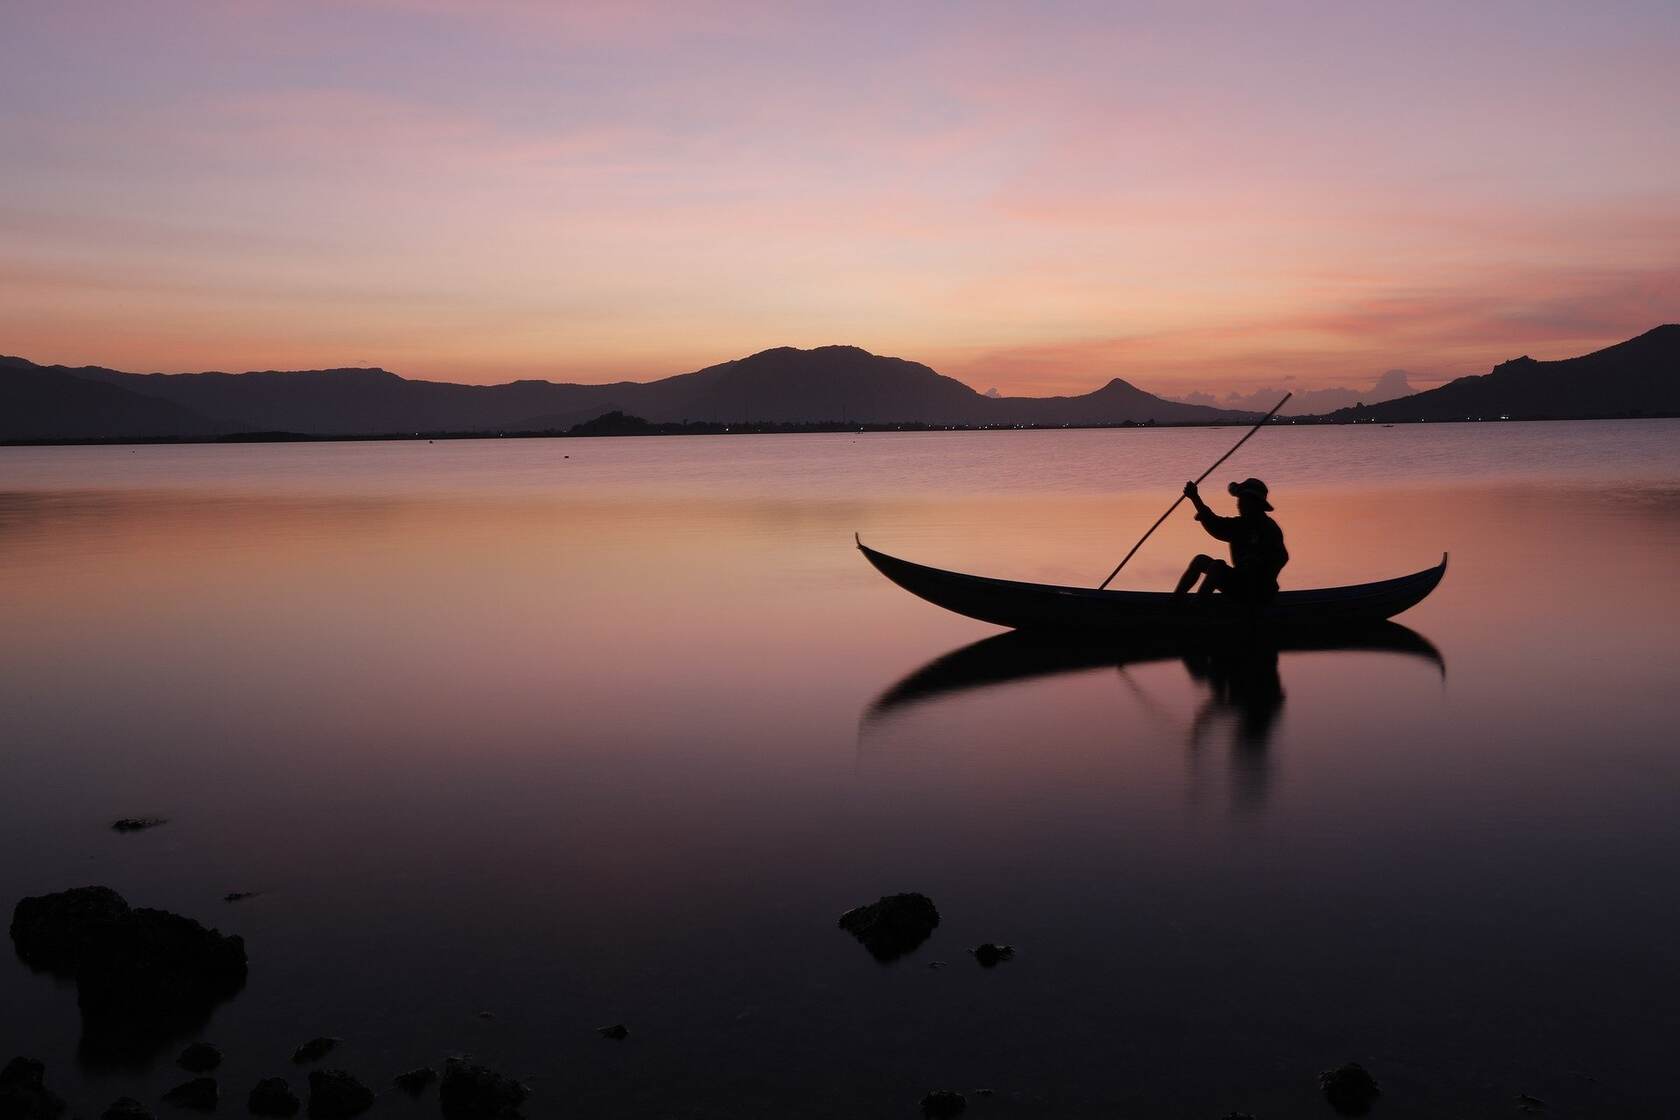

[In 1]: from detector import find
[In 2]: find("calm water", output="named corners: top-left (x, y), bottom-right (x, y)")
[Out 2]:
top-left (2, 422), bottom-right (1678, 1118)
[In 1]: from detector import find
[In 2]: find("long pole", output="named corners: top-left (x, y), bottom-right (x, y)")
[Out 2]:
top-left (1096, 393), bottom-right (1291, 590)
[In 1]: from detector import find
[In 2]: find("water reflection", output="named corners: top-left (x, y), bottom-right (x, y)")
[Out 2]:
top-left (1182, 642), bottom-right (1287, 812)
top-left (863, 624), bottom-right (1444, 812)
top-left (5, 429), bottom-right (1680, 1117)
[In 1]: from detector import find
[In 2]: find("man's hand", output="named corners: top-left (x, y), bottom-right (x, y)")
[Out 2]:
top-left (1183, 481), bottom-right (1199, 501)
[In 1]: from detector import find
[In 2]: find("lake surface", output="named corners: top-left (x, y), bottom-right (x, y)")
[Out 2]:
top-left (3, 421), bottom-right (1678, 1118)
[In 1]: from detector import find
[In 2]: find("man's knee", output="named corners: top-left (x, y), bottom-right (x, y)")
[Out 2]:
top-left (1191, 553), bottom-right (1216, 570)
top-left (1200, 558), bottom-right (1234, 590)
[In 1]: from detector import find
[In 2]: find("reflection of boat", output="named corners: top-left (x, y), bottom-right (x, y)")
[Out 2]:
top-left (857, 536), bottom-right (1446, 632)
top-left (864, 623), bottom-right (1444, 724)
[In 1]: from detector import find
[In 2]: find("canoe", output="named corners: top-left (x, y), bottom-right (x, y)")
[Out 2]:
top-left (856, 535), bottom-right (1446, 632)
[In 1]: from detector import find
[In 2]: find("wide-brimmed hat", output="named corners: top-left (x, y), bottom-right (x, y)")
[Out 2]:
top-left (1227, 477), bottom-right (1273, 510)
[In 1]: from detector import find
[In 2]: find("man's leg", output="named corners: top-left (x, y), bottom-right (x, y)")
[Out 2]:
top-left (1175, 554), bottom-right (1219, 597)
top-left (1197, 558), bottom-right (1235, 598)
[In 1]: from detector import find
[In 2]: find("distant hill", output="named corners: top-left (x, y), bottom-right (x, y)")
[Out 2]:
top-left (1324, 326), bottom-right (1680, 422)
top-left (8, 328), bottom-right (1670, 442)
top-left (0, 345), bottom-right (1248, 441)
top-left (0, 358), bottom-right (227, 440)
top-left (1175, 369), bottom-right (1418, 416)
top-left (60, 362), bottom-right (612, 436)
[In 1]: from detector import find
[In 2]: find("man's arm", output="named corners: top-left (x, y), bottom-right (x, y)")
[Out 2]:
top-left (1183, 481), bottom-right (1237, 540)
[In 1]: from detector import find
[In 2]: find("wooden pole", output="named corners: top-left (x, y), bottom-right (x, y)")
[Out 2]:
top-left (1096, 393), bottom-right (1291, 590)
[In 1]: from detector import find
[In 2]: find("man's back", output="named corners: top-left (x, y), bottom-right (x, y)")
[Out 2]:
top-left (1198, 510), bottom-right (1288, 584)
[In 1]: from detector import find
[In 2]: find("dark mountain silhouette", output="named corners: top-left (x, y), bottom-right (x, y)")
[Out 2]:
top-left (978, 375), bottom-right (1230, 425)
top-left (7, 328), bottom-right (1670, 442)
top-left (0, 346), bottom-right (1247, 441)
top-left (1325, 326), bottom-right (1680, 422)
top-left (61, 362), bottom-right (611, 435)
top-left (1176, 368), bottom-right (1418, 416)
top-left (0, 358), bottom-right (227, 440)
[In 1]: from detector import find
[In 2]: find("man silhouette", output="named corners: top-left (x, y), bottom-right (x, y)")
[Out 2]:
top-left (1174, 478), bottom-right (1288, 603)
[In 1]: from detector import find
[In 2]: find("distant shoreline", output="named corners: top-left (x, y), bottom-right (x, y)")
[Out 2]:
top-left (3, 412), bottom-right (1674, 449)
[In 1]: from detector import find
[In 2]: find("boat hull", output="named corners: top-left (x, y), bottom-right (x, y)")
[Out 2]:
top-left (857, 536), bottom-right (1446, 632)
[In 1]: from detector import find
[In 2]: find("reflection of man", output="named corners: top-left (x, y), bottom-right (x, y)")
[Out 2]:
top-left (1174, 478), bottom-right (1288, 604)
top-left (1185, 643), bottom-right (1285, 810)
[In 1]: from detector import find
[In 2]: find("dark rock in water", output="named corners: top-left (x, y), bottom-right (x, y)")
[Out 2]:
top-left (9, 886), bottom-right (246, 1063)
top-left (1517, 1094), bottom-right (1546, 1113)
top-left (0, 1057), bottom-right (66, 1119)
top-left (392, 1068), bottom-right (436, 1094)
top-left (9, 886), bottom-right (245, 1027)
top-left (970, 943), bottom-right (1014, 967)
top-left (111, 818), bottom-right (167, 833)
top-left (920, 1089), bottom-right (966, 1118)
top-left (222, 892), bottom-right (258, 903)
top-left (75, 907), bottom-right (247, 1027)
top-left (248, 1078), bottom-right (300, 1117)
top-left (291, 1037), bottom-right (340, 1063)
top-left (1320, 1062), bottom-right (1381, 1116)
top-left (9, 887), bottom-right (131, 972)
top-left (596, 1023), bottom-right (629, 1040)
top-left (160, 1077), bottom-right (218, 1110)
top-left (305, 1070), bottom-right (373, 1119)
top-left (439, 1058), bottom-right (528, 1119)
top-left (101, 1097), bottom-right (153, 1120)
top-left (837, 892), bottom-right (940, 961)
top-left (176, 1041), bottom-right (221, 1072)
top-left (1221, 1113), bottom-right (1256, 1120)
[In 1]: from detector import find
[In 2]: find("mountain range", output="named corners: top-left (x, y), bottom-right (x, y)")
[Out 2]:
top-left (2, 326), bottom-right (1675, 442)
top-left (1323, 325), bottom-right (1680, 422)
top-left (0, 346), bottom-right (1248, 441)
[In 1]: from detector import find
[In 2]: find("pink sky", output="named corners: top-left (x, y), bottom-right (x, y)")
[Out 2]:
top-left (1, 1), bottom-right (1676, 396)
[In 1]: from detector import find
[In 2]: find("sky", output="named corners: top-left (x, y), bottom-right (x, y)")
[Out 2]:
top-left (2, 0), bottom-right (1677, 397)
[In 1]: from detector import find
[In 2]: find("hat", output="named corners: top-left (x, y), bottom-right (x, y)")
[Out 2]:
top-left (1228, 478), bottom-right (1273, 510)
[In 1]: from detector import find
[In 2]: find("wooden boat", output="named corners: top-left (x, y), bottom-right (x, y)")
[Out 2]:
top-left (856, 535), bottom-right (1446, 632)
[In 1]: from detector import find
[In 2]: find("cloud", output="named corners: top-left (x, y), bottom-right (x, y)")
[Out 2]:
top-left (937, 263), bottom-right (1680, 395)
top-left (3, 1), bottom-right (1677, 390)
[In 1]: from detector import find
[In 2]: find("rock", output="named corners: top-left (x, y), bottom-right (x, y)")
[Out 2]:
top-left (10, 886), bottom-right (247, 1050)
top-left (596, 1024), bottom-right (629, 1040)
top-left (392, 1068), bottom-right (436, 1095)
top-left (1518, 1094), bottom-right (1546, 1113)
top-left (439, 1058), bottom-right (528, 1119)
top-left (291, 1037), bottom-right (339, 1063)
top-left (920, 1089), bottom-right (966, 1118)
top-left (305, 1070), bottom-right (373, 1119)
top-left (101, 1098), bottom-right (153, 1120)
top-left (836, 893), bottom-right (940, 961)
top-left (1221, 1113), bottom-right (1256, 1120)
top-left (0, 1057), bottom-right (66, 1119)
top-left (75, 907), bottom-right (247, 1027)
top-left (222, 892), bottom-right (258, 903)
top-left (111, 818), bottom-right (167, 833)
top-left (9, 887), bottom-right (131, 972)
top-left (160, 1078), bottom-right (218, 1110)
top-left (176, 1042), bottom-right (221, 1072)
top-left (1320, 1062), bottom-right (1381, 1116)
top-left (247, 1078), bottom-right (300, 1117)
top-left (970, 943), bottom-right (1014, 967)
